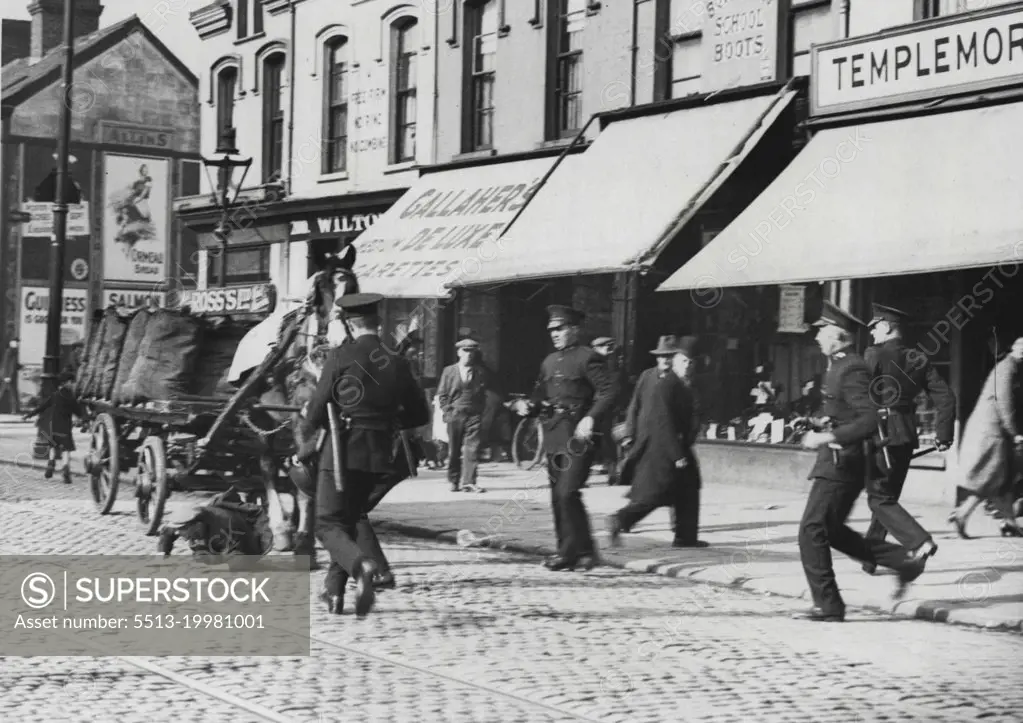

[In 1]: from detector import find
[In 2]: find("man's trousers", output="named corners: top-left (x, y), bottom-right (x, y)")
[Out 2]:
top-left (864, 445), bottom-right (931, 551)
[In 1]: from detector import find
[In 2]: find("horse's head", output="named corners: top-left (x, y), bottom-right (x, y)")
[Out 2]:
top-left (313, 244), bottom-right (360, 320)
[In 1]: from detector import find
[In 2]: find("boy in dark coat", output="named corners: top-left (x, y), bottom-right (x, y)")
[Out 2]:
top-left (24, 370), bottom-right (84, 484)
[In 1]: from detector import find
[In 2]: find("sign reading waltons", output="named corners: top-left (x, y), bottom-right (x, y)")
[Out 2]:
top-left (812, 3), bottom-right (1023, 116)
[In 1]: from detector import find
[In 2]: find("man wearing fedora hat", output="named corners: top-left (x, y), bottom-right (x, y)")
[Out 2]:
top-left (297, 293), bottom-right (430, 617)
top-left (437, 337), bottom-right (492, 493)
top-left (608, 335), bottom-right (704, 549)
top-left (514, 305), bottom-right (616, 571)
top-left (796, 301), bottom-right (928, 622)
top-left (860, 302), bottom-right (954, 575)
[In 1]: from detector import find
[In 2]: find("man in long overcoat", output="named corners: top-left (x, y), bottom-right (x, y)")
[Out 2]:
top-left (950, 334), bottom-right (1023, 537)
top-left (607, 335), bottom-right (704, 548)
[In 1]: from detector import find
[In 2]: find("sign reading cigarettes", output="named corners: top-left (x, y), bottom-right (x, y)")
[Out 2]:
top-left (812, 4), bottom-right (1023, 116)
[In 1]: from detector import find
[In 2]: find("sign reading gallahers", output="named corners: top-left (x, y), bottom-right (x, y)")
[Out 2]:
top-left (811, 4), bottom-right (1023, 116)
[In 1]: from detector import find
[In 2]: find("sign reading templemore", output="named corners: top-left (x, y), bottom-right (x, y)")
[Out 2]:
top-left (812, 3), bottom-right (1023, 116)
top-left (0, 556), bottom-right (310, 656)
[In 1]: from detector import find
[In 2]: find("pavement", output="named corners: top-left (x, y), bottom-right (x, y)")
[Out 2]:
top-left (1, 417), bottom-right (1021, 632)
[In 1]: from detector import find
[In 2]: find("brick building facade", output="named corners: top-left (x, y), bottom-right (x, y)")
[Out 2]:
top-left (0, 2), bottom-right (200, 411)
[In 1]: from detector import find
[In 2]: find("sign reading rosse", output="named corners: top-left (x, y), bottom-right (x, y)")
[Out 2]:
top-left (812, 4), bottom-right (1023, 116)
top-left (178, 284), bottom-right (275, 315)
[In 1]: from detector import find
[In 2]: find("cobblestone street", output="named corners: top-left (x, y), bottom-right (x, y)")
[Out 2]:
top-left (1, 458), bottom-right (1022, 723)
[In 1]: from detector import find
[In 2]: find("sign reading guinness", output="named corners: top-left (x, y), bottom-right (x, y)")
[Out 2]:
top-left (99, 121), bottom-right (173, 149)
top-left (178, 283), bottom-right (276, 316)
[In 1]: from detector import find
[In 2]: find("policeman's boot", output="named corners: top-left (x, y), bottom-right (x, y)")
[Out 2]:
top-left (62, 466), bottom-right (72, 485)
top-left (353, 558), bottom-right (379, 617)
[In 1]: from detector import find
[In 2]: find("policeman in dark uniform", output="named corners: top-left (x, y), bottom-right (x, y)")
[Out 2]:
top-left (796, 301), bottom-right (927, 622)
top-left (861, 302), bottom-right (955, 575)
top-left (515, 305), bottom-right (617, 571)
top-left (298, 293), bottom-right (430, 616)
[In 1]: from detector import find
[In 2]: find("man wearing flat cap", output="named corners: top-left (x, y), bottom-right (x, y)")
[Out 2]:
top-left (591, 336), bottom-right (626, 484)
top-left (437, 337), bottom-right (492, 493)
top-left (861, 302), bottom-right (955, 575)
top-left (514, 305), bottom-right (617, 571)
top-left (796, 301), bottom-right (928, 622)
top-left (298, 293), bottom-right (430, 617)
top-left (608, 335), bottom-right (704, 549)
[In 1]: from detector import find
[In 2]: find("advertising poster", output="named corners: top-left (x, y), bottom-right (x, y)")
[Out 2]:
top-left (103, 287), bottom-right (167, 311)
top-left (103, 155), bottom-right (169, 283)
top-left (16, 286), bottom-right (89, 407)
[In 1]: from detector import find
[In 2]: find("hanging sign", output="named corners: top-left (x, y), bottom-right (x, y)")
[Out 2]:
top-left (777, 284), bottom-right (809, 334)
top-left (21, 201), bottom-right (91, 236)
top-left (701, 0), bottom-right (790, 93)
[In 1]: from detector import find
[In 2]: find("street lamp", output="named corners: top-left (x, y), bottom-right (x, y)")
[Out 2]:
top-left (201, 126), bottom-right (252, 287)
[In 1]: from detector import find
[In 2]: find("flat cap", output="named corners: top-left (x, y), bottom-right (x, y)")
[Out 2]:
top-left (812, 300), bottom-right (865, 332)
top-left (868, 302), bottom-right (909, 328)
top-left (591, 336), bottom-right (613, 348)
top-left (335, 292), bottom-right (384, 317)
top-left (455, 338), bottom-right (480, 350)
top-left (547, 304), bottom-right (584, 330)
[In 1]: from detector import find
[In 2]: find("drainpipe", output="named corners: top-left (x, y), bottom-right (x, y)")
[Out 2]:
top-left (838, 0), bottom-right (851, 41)
top-left (836, 0), bottom-right (852, 311)
top-left (629, 0), bottom-right (639, 106)
top-left (285, 0), bottom-right (297, 195)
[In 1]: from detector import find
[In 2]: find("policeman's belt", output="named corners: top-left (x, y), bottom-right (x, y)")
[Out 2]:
top-left (343, 418), bottom-right (394, 432)
top-left (549, 404), bottom-right (585, 417)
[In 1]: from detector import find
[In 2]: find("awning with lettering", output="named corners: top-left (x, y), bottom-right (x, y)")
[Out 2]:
top-left (353, 157), bottom-right (570, 298)
top-left (453, 85), bottom-right (798, 287)
top-left (658, 102), bottom-right (1023, 292)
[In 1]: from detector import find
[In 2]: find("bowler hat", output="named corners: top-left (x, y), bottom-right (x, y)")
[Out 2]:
top-left (335, 292), bottom-right (383, 317)
top-left (455, 338), bottom-right (480, 350)
top-left (650, 335), bottom-right (683, 355)
top-left (547, 305), bottom-right (584, 330)
top-left (812, 300), bottom-right (865, 333)
top-left (868, 302), bottom-right (909, 328)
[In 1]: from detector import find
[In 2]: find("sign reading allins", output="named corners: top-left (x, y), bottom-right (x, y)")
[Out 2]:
top-left (812, 4), bottom-right (1023, 116)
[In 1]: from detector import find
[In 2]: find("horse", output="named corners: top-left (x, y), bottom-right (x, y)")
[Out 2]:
top-left (227, 246), bottom-right (361, 557)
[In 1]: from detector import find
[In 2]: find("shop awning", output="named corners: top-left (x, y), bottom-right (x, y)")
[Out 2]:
top-left (452, 86), bottom-right (798, 287)
top-left (352, 157), bottom-right (570, 298)
top-left (659, 102), bottom-right (1023, 292)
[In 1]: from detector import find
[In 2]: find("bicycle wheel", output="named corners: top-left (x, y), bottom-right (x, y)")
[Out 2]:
top-left (512, 417), bottom-right (543, 471)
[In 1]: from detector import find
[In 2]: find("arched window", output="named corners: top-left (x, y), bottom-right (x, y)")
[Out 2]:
top-left (463, 0), bottom-right (497, 151)
top-left (323, 37), bottom-right (349, 174)
top-left (262, 53), bottom-right (286, 183)
top-left (391, 18), bottom-right (418, 163)
top-left (215, 66), bottom-right (238, 139)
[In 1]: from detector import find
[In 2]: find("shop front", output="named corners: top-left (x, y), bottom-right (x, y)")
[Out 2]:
top-left (658, 3), bottom-right (1023, 506)
top-left (450, 80), bottom-right (803, 396)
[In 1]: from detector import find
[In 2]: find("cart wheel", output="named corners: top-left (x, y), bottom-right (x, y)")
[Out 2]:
top-left (512, 417), bottom-right (544, 471)
top-left (88, 413), bottom-right (120, 515)
top-left (136, 436), bottom-right (168, 537)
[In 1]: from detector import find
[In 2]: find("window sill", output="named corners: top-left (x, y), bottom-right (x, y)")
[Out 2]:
top-left (383, 161), bottom-right (419, 175)
top-left (453, 149), bottom-right (497, 162)
top-left (535, 138), bottom-right (576, 151)
top-left (318, 171), bottom-right (350, 183)
top-left (234, 31), bottom-right (267, 47)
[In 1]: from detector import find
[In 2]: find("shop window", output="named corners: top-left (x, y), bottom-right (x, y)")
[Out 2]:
top-left (463, 0), bottom-right (498, 152)
top-left (790, 0), bottom-right (832, 77)
top-left (207, 246), bottom-right (272, 286)
top-left (392, 18), bottom-right (419, 163)
top-left (323, 37), bottom-right (349, 174)
top-left (546, 0), bottom-right (586, 140)
top-left (669, 32), bottom-right (701, 99)
top-left (262, 53), bottom-right (285, 184)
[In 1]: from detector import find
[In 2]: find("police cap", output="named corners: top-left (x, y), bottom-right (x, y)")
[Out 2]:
top-left (812, 300), bottom-right (865, 333)
top-left (547, 305), bottom-right (584, 329)
top-left (335, 292), bottom-right (384, 318)
top-left (868, 302), bottom-right (909, 328)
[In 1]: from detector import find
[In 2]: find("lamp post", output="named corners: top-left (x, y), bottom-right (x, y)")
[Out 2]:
top-left (41, 0), bottom-right (76, 398)
top-left (200, 127), bottom-right (252, 288)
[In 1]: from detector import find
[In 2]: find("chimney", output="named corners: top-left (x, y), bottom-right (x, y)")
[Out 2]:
top-left (2, 19), bottom-right (32, 64)
top-left (28, 0), bottom-right (104, 61)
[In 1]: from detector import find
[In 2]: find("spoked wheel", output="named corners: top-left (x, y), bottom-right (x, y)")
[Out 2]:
top-left (87, 413), bottom-right (120, 515)
top-left (512, 417), bottom-right (544, 471)
top-left (136, 436), bottom-right (169, 536)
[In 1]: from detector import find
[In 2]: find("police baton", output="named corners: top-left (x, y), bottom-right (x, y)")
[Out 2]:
top-left (876, 408), bottom-right (893, 470)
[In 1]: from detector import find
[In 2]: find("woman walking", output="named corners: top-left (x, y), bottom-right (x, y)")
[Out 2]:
top-left (950, 335), bottom-right (1023, 538)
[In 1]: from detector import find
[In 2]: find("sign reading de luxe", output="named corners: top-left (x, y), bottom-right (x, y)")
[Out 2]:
top-left (179, 284), bottom-right (276, 315)
top-left (812, 4), bottom-right (1023, 116)
top-left (701, 0), bottom-right (789, 93)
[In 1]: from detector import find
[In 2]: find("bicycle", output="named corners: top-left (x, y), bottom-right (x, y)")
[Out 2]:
top-left (504, 394), bottom-right (545, 471)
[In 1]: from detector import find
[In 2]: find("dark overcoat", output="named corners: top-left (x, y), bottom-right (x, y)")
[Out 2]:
top-left (31, 384), bottom-right (83, 451)
top-left (958, 354), bottom-right (1023, 499)
top-left (807, 351), bottom-right (878, 484)
top-left (620, 368), bottom-right (700, 508)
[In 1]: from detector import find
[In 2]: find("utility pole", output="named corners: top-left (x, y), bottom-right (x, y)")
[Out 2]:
top-left (42, 0), bottom-right (76, 397)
